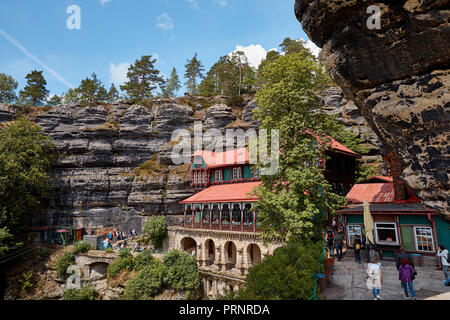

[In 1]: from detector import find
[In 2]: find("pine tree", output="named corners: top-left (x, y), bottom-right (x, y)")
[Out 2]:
top-left (19, 70), bottom-right (49, 106)
top-left (0, 73), bottom-right (18, 104)
top-left (76, 73), bottom-right (107, 106)
top-left (166, 67), bottom-right (181, 98)
top-left (120, 55), bottom-right (164, 100)
top-left (107, 84), bottom-right (120, 102)
top-left (47, 95), bottom-right (63, 106)
top-left (184, 53), bottom-right (205, 95)
top-left (64, 88), bottom-right (80, 104)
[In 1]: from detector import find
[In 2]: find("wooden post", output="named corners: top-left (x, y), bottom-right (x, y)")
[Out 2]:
top-left (184, 205), bottom-right (186, 228)
top-left (209, 205), bottom-right (212, 229)
top-left (219, 205), bottom-right (222, 230)
top-left (230, 203), bottom-right (232, 231)
top-left (200, 204), bottom-right (203, 229)
top-left (253, 210), bottom-right (256, 233)
top-left (241, 204), bottom-right (244, 232)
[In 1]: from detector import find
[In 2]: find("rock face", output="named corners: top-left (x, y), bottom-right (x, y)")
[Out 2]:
top-left (295, 0), bottom-right (450, 217)
top-left (203, 103), bottom-right (236, 128)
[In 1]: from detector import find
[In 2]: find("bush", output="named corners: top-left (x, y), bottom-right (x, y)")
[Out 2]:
top-left (63, 286), bottom-right (98, 300)
top-left (19, 271), bottom-right (34, 292)
top-left (54, 251), bottom-right (75, 278)
top-left (104, 248), bottom-right (114, 253)
top-left (134, 250), bottom-right (154, 271)
top-left (144, 215), bottom-right (168, 248)
top-left (37, 247), bottom-right (50, 261)
top-left (72, 242), bottom-right (92, 255)
top-left (123, 260), bottom-right (167, 300)
top-left (234, 239), bottom-right (323, 300)
top-left (163, 250), bottom-right (201, 292)
top-left (107, 249), bottom-right (135, 278)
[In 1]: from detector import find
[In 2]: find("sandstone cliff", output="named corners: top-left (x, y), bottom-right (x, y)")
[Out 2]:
top-left (295, 0), bottom-right (449, 217)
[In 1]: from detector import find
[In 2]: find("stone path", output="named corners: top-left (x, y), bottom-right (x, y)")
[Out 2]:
top-left (321, 253), bottom-right (449, 300)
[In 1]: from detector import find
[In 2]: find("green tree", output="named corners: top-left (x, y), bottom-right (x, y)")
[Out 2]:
top-left (253, 49), bottom-right (355, 240)
top-left (162, 67), bottom-right (181, 98)
top-left (76, 73), bottom-right (107, 106)
top-left (144, 215), bottom-right (168, 249)
top-left (107, 84), bottom-right (120, 102)
top-left (0, 73), bottom-right (18, 104)
top-left (280, 37), bottom-right (313, 56)
top-left (47, 95), bottom-right (63, 106)
top-left (184, 53), bottom-right (205, 95)
top-left (233, 239), bottom-right (323, 300)
top-left (163, 250), bottom-right (201, 292)
top-left (63, 88), bottom-right (80, 104)
top-left (0, 118), bottom-right (54, 248)
top-left (18, 70), bottom-right (49, 106)
top-left (0, 227), bottom-right (14, 256)
top-left (123, 260), bottom-right (167, 300)
top-left (120, 55), bottom-right (164, 100)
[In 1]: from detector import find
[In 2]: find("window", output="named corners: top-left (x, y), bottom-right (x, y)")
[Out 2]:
top-left (233, 167), bottom-right (241, 180)
top-left (215, 170), bottom-right (223, 182)
top-left (193, 172), bottom-right (197, 184)
top-left (347, 225), bottom-right (361, 247)
top-left (414, 226), bottom-right (434, 252)
top-left (202, 172), bottom-right (206, 183)
top-left (375, 223), bottom-right (398, 245)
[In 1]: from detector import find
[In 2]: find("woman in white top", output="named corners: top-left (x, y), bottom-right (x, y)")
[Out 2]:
top-left (437, 245), bottom-right (449, 280)
top-left (366, 256), bottom-right (383, 300)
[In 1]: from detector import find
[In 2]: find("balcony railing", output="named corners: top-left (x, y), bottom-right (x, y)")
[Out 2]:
top-left (175, 217), bottom-right (261, 233)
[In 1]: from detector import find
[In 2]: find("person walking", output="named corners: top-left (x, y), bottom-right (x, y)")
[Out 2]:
top-left (396, 247), bottom-right (414, 270)
top-left (326, 228), bottom-right (335, 259)
top-left (334, 231), bottom-right (345, 261)
top-left (354, 236), bottom-right (362, 263)
top-left (332, 217), bottom-right (338, 232)
top-left (437, 245), bottom-right (449, 280)
top-left (399, 258), bottom-right (417, 300)
top-left (366, 256), bottom-right (383, 300)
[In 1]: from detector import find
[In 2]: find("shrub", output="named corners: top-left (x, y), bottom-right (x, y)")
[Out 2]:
top-left (163, 250), bottom-right (201, 292)
top-left (134, 250), bottom-right (154, 271)
top-left (19, 271), bottom-right (34, 292)
top-left (107, 249), bottom-right (135, 278)
top-left (234, 239), bottom-right (323, 300)
top-left (123, 260), bottom-right (167, 300)
top-left (144, 215), bottom-right (168, 249)
top-left (63, 286), bottom-right (98, 300)
top-left (37, 247), bottom-right (50, 261)
top-left (104, 248), bottom-right (114, 253)
top-left (72, 242), bottom-right (92, 255)
top-left (54, 251), bottom-right (75, 278)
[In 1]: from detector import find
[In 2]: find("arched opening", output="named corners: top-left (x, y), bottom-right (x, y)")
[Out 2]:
top-left (211, 204), bottom-right (220, 226)
top-left (202, 205), bottom-right (210, 224)
top-left (222, 204), bottom-right (230, 225)
top-left (224, 241), bottom-right (236, 270)
top-left (247, 244), bottom-right (261, 267)
top-left (205, 239), bottom-right (215, 265)
top-left (186, 205), bottom-right (193, 223)
top-left (181, 237), bottom-right (197, 255)
top-left (89, 262), bottom-right (109, 281)
top-left (232, 204), bottom-right (241, 225)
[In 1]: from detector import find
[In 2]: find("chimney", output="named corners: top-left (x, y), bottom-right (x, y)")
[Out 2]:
top-left (384, 152), bottom-right (408, 201)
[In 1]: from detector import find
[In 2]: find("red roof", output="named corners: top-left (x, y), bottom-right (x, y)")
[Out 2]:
top-left (346, 183), bottom-right (395, 204)
top-left (193, 148), bottom-right (249, 169)
top-left (180, 181), bottom-right (261, 204)
top-left (329, 137), bottom-right (360, 157)
top-left (360, 176), bottom-right (394, 183)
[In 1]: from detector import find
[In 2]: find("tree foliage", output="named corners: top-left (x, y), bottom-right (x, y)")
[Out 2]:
top-left (123, 260), bottom-right (167, 300)
top-left (144, 215), bottom-right (168, 248)
top-left (63, 286), bottom-right (98, 300)
top-left (184, 53), bottom-right (205, 95)
top-left (0, 118), bottom-right (54, 250)
top-left (0, 73), bottom-right (18, 104)
top-left (253, 47), bottom-right (358, 240)
top-left (54, 251), bottom-right (75, 278)
top-left (18, 70), bottom-right (49, 106)
top-left (121, 55), bottom-right (164, 100)
top-left (75, 73), bottom-right (108, 106)
top-left (233, 239), bottom-right (323, 300)
top-left (163, 250), bottom-right (201, 292)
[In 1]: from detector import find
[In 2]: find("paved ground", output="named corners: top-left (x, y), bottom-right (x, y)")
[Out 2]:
top-left (322, 252), bottom-right (449, 300)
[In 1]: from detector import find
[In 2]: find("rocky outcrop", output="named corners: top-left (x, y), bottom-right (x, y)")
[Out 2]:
top-left (295, 0), bottom-right (449, 217)
top-left (203, 103), bottom-right (236, 128)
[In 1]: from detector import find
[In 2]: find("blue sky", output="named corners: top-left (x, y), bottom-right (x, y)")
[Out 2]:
top-left (0, 0), bottom-right (317, 97)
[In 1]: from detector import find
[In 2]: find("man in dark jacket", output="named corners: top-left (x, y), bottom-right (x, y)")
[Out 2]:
top-left (396, 247), bottom-right (414, 270)
top-left (354, 236), bottom-right (362, 263)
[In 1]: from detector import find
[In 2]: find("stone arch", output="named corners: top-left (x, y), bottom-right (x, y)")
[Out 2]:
top-left (247, 243), bottom-right (262, 267)
top-left (204, 239), bottom-right (216, 265)
top-left (181, 237), bottom-right (197, 255)
top-left (224, 241), bottom-right (237, 270)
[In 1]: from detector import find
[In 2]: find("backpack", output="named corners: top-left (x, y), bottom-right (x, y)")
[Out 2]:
top-left (355, 243), bottom-right (361, 250)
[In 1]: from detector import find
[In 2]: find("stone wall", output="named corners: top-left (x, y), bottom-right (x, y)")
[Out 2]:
top-left (295, 0), bottom-right (449, 218)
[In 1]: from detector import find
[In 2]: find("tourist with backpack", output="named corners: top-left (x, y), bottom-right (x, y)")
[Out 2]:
top-left (395, 247), bottom-right (414, 271)
top-left (334, 231), bottom-right (345, 261)
top-left (437, 245), bottom-right (449, 280)
top-left (398, 258), bottom-right (417, 300)
top-left (366, 256), bottom-right (382, 300)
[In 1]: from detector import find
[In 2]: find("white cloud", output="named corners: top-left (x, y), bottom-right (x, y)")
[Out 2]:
top-left (304, 40), bottom-right (321, 58)
top-left (109, 62), bottom-right (130, 87)
top-left (156, 13), bottom-right (174, 30)
top-left (229, 44), bottom-right (268, 69)
top-left (185, 0), bottom-right (199, 10)
top-left (99, 0), bottom-right (111, 6)
top-left (213, 0), bottom-right (228, 8)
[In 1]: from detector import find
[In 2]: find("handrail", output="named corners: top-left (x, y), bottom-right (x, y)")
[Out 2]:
top-left (308, 236), bottom-right (327, 300)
